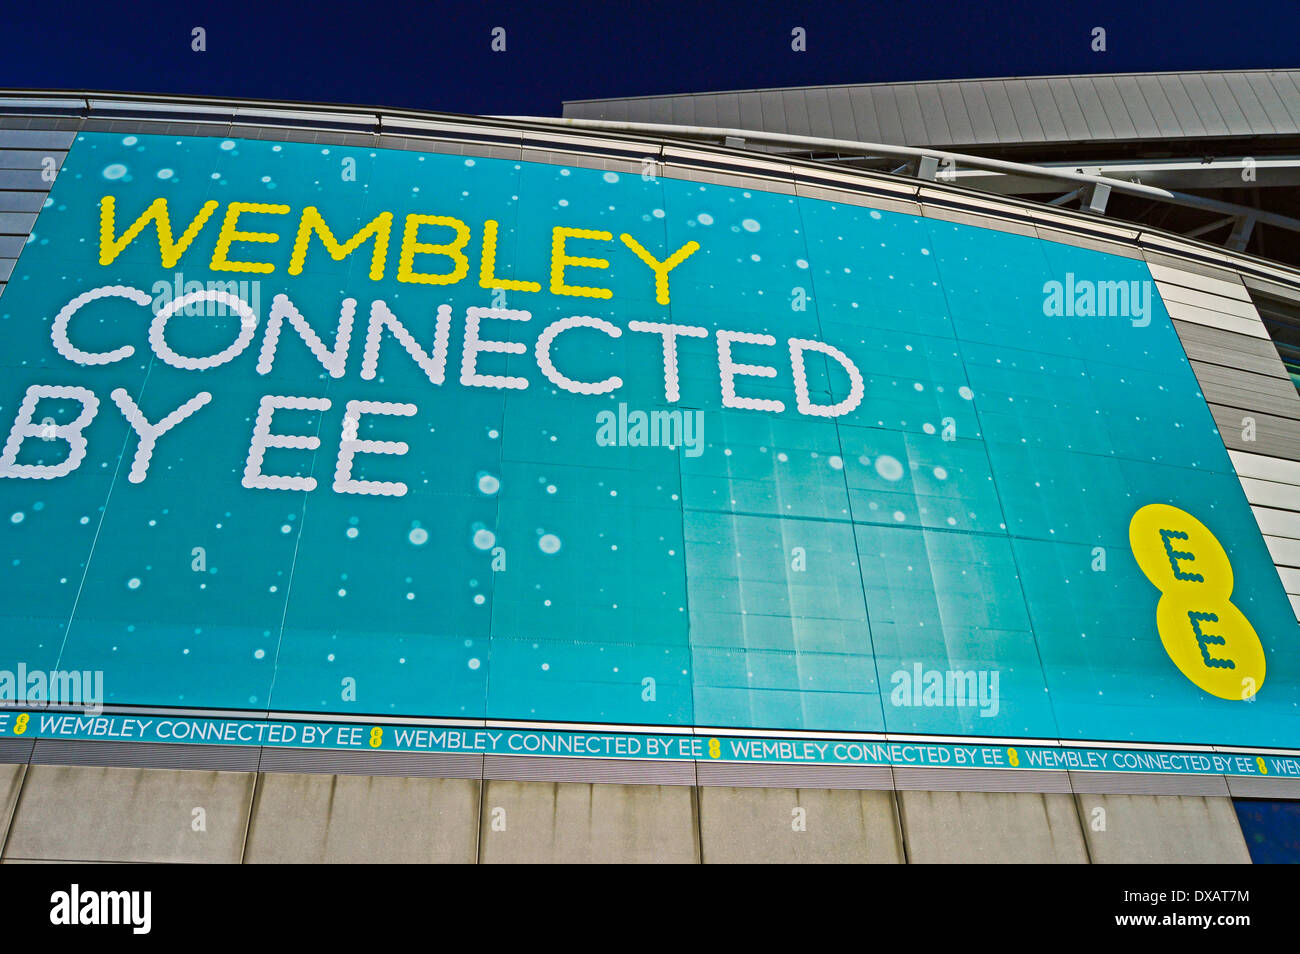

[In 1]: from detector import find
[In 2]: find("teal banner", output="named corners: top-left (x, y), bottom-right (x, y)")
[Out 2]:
top-left (0, 130), bottom-right (1297, 760)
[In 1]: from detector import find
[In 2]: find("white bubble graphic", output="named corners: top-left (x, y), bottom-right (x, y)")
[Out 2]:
top-left (408, 527), bottom-right (429, 546)
top-left (875, 455), bottom-right (905, 481)
top-left (741, 218), bottom-right (761, 232)
top-left (539, 534), bottom-right (562, 554)
top-left (697, 213), bottom-right (714, 225)
top-left (102, 164), bottom-right (128, 180)
top-left (958, 386), bottom-right (975, 400)
top-left (156, 168), bottom-right (174, 180)
top-left (127, 578), bottom-right (141, 590)
top-left (477, 473), bottom-right (501, 495)
top-left (473, 529), bottom-right (496, 550)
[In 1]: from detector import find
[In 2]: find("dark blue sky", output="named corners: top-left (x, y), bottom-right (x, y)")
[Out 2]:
top-left (1, 0), bottom-right (1297, 117)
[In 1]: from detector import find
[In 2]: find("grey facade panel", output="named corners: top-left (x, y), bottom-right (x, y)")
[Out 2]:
top-left (0, 212), bottom-right (43, 234)
top-left (893, 83), bottom-right (931, 145)
top-left (824, 86), bottom-right (858, 142)
top-left (1266, 71), bottom-right (1300, 128)
top-left (1047, 76), bottom-right (1096, 141)
top-left (0, 170), bottom-right (51, 191)
top-left (1180, 73), bottom-right (1231, 137)
top-left (981, 81), bottom-right (1025, 142)
top-left (0, 129), bottom-right (77, 150)
top-left (1202, 73), bottom-right (1256, 136)
top-left (0, 193), bottom-right (45, 214)
top-left (1190, 361), bottom-right (1300, 419)
top-left (846, 86), bottom-right (880, 143)
top-left (1027, 82), bottom-right (1070, 142)
top-left (1158, 74), bottom-right (1208, 137)
top-left (0, 150), bottom-right (62, 171)
top-left (803, 87), bottom-right (835, 140)
top-left (1091, 76), bottom-right (1140, 139)
top-left (870, 86), bottom-right (907, 145)
top-left (1002, 79), bottom-right (1046, 143)
top-left (1246, 71), bottom-right (1296, 130)
top-left (1209, 404), bottom-right (1300, 461)
top-left (958, 83), bottom-right (998, 144)
top-left (937, 82), bottom-right (975, 145)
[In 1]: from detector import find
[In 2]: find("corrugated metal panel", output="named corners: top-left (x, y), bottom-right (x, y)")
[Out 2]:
top-left (695, 760), bottom-right (894, 790)
top-left (483, 755), bottom-right (697, 785)
top-left (259, 748), bottom-right (483, 778)
top-left (30, 739), bottom-right (261, 772)
top-left (892, 767), bottom-right (1073, 793)
top-left (1227, 775), bottom-right (1300, 798)
top-left (0, 739), bottom-right (34, 764)
top-left (1068, 771), bottom-right (1231, 796)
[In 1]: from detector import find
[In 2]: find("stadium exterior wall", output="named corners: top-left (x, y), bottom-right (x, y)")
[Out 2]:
top-left (0, 93), bottom-right (1297, 862)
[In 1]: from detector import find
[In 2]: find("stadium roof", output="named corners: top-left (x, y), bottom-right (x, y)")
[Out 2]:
top-left (564, 70), bottom-right (1300, 151)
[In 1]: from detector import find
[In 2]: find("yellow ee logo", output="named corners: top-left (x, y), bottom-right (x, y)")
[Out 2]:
top-left (1129, 504), bottom-right (1265, 701)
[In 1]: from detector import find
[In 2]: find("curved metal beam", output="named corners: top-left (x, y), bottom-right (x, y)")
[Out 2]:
top-left (496, 114), bottom-right (1300, 240)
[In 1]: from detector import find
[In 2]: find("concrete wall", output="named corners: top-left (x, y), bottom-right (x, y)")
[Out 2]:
top-left (2, 765), bottom-right (254, 863)
top-left (898, 790), bottom-right (1090, 863)
top-left (478, 780), bottom-right (699, 864)
top-left (243, 773), bottom-right (480, 864)
top-left (1075, 794), bottom-right (1252, 864)
top-left (699, 786), bottom-right (904, 863)
top-left (0, 763), bottom-right (1265, 863)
